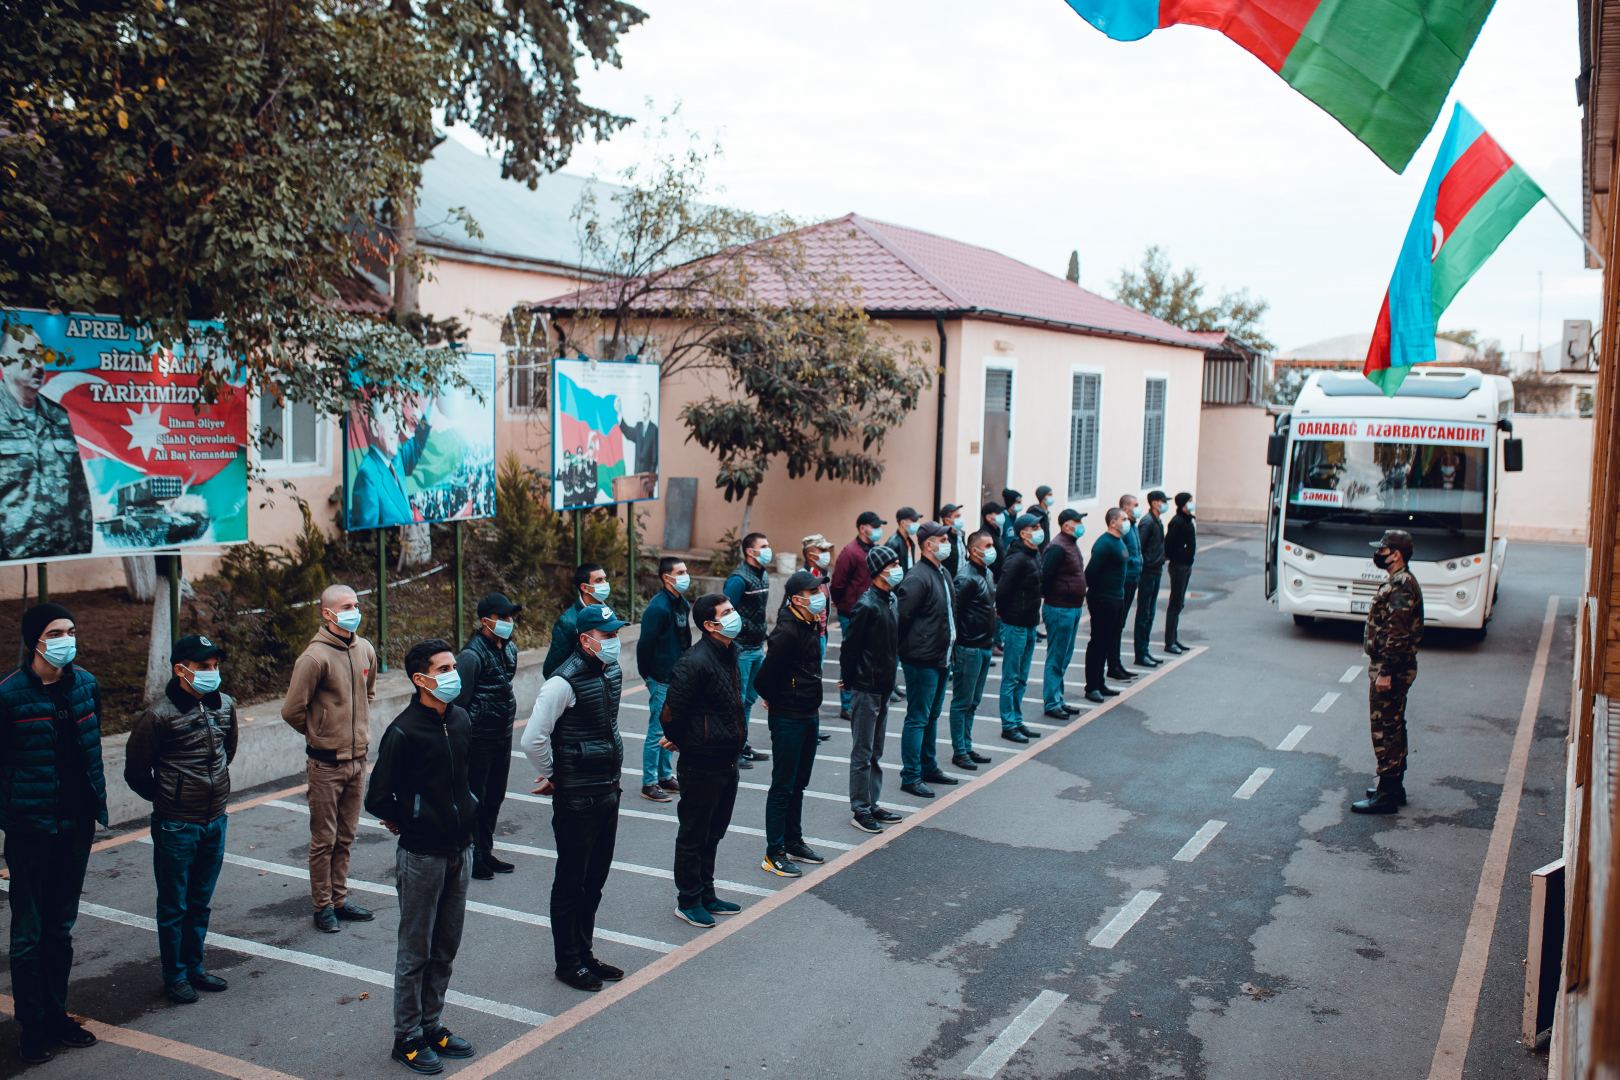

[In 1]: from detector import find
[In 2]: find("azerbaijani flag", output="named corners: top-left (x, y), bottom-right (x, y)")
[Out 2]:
top-left (1363, 104), bottom-right (1543, 394)
top-left (1061, 0), bottom-right (1497, 172)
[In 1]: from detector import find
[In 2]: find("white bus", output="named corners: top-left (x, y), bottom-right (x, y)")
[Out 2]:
top-left (1263, 367), bottom-right (1524, 634)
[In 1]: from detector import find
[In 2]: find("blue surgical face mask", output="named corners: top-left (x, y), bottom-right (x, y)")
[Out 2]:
top-left (423, 670), bottom-right (462, 703)
top-left (935, 542), bottom-right (952, 561)
top-left (38, 635), bottom-right (77, 668)
top-left (1131, 505), bottom-right (1143, 520)
top-left (886, 565), bottom-right (904, 587)
top-left (491, 619), bottom-right (515, 640)
top-left (332, 608), bottom-right (363, 634)
top-left (815, 551), bottom-right (831, 569)
top-left (670, 573), bottom-right (691, 594)
top-left (806, 593), bottom-right (827, 615)
top-left (185, 666), bottom-right (222, 694)
top-left (995, 512), bottom-right (1007, 529)
top-left (756, 547), bottom-right (774, 566)
top-left (868, 527), bottom-right (884, 544)
top-left (1029, 529), bottom-right (1045, 547)
top-left (590, 581), bottom-right (611, 602)
top-left (907, 522), bottom-right (920, 537)
top-left (1043, 496), bottom-right (1055, 508)
top-left (592, 636), bottom-right (622, 666)
top-left (981, 547), bottom-right (997, 566)
top-left (1076, 524), bottom-right (1086, 538)
top-left (716, 610), bottom-right (743, 638)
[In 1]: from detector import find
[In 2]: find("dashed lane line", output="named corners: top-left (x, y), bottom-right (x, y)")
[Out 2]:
top-left (962, 990), bottom-right (1070, 1078)
top-left (0, 881), bottom-right (551, 1027)
top-left (1340, 664), bottom-right (1363, 683)
top-left (1089, 889), bottom-right (1162, 949)
top-left (1171, 820), bottom-right (1227, 863)
top-left (1276, 725), bottom-right (1311, 752)
top-left (1311, 691), bottom-right (1341, 713)
top-left (1232, 767), bottom-right (1274, 800)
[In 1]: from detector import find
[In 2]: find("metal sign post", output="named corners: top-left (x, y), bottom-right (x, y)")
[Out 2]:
top-left (167, 553), bottom-right (181, 645)
top-left (627, 507), bottom-right (638, 622)
top-left (376, 530), bottom-right (388, 672)
top-left (453, 520), bottom-right (465, 646)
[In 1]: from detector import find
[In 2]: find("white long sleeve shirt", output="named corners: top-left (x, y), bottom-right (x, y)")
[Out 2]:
top-left (520, 675), bottom-right (577, 779)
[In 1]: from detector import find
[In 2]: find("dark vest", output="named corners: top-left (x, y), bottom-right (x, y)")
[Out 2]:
top-left (731, 564), bottom-right (770, 649)
top-left (1046, 532), bottom-right (1088, 606)
top-left (0, 664), bottom-right (108, 833)
top-left (462, 632), bottom-right (517, 733)
top-left (550, 651), bottom-right (624, 791)
top-left (143, 690), bottom-right (235, 823)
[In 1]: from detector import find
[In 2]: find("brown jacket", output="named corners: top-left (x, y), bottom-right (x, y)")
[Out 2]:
top-left (280, 626), bottom-right (378, 762)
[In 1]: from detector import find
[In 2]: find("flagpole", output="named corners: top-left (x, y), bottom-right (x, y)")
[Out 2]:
top-left (1541, 192), bottom-right (1606, 269)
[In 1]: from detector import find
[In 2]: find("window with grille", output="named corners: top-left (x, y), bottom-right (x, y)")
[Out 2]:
top-left (986, 369), bottom-right (1012, 414)
top-left (506, 353), bottom-right (547, 413)
top-left (1068, 372), bottom-right (1100, 501)
top-left (1141, 377), bottom-right (1166, 487)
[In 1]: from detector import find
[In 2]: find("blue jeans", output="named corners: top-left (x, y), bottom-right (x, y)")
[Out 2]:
top-left (643, 678), bottom-right (674, 787)
top-left (1042, 605), bottom-right (1082, 711)
top-left (899, 663), bottom-right (947, 784)
top-left (949, 646), bottom-right (992, 756)
top-left (737, 645), bottom-right (765, 723)
top-left (152, 815), bottom-right (228, 987)
top-left (999, 624), bottom-right (1037, 730)
top-left (836, 615), bottom-right (853, 712)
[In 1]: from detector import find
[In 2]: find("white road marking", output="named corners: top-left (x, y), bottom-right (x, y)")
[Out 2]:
top-left (1276, 725), bottom-right (1311, 752)
top-left (1089, 890), bottom-right (1162, 949)
top-left (265, 798), bottom-right (777, 897)
top-left (1171, 820), bottom-right (1227, 863)
top-left (1232, 767), bottom-right (1274, 800)
top-left (963, 989), bottom-right (1070, 1078)
top-left (1311, 691), bottom-right (1341, 713)
top-left (1340, 664), bottom-right (1363, 683)
top-left (0, 883), bottom-right (552, 1027)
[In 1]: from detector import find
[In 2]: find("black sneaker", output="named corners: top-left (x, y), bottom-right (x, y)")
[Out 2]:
top-left (657, 777), bottom-right (681, 793)
top-left (760, 851), bottom-right (803, 877)
top-left (333, 902), bottom-right (374, 922)
top-left (852, 813), bottom-right (883, 834)
top-left (737, 755), bottom-right (754, 770)
top-left (742, 745), bottom-right (771, 762)
top-left (314, 905), bottom-right (340, 933)
top-left (785, 842), bottom-right (824, 864)
top-left (189, 971), bottom-right (228, 992)
top-left (555, 964), bottom-right (604, 992)
top-left (166, 981), bottom-right (200, 1005)
top-left (472, 857), bottom-right (496, 881)
top-left (640, 784), bottom-right (673, 803)
top-left (392, 1035), bottom-right (445, 1074)
top-left (424, 1026), bottom-right (475, 1059)
top-left (53, 1018), bottom-right (96, 1048)
top-left (586, 957), bottom-right (625, 982)
top-left (17, 1032), bottom-right (53, 1065)
top-left (872, 808), bottom-right (903, 823)
top-left (487, 855), bottom-right (515, 873)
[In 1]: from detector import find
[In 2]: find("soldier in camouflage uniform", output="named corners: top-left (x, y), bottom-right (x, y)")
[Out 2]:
top-left (1352, 529), bottom-right (1424, 815)
top-left (0, 348), bottom-right (94, 562)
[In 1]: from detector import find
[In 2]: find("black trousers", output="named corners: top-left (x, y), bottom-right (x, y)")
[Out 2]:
top-left (466, 730), bottom-right (512, 859)
top-left (765, 714), bottom-right (818, 853)
top-left (1134, 567), bottom-right (1163, 660)
top-left (1113, 576), bottom-right (1138, 671)
top-left (548, 787), bottom-right (620, 970)
top-left (1085, 596), bottom-right (1123, 692)
top-left (6, 821), bottom-right (94, 1036)
top-left (1165, 562), bottom-right (1193, 646)
top-left (673, 762), bottom-right (739, 908)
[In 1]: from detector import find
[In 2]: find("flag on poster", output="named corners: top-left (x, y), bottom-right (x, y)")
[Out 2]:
top-left (0, 310), bottom-right (247, 567)
top-left (551, 358), bottom-right (659, 511)
top-left (1059, 0), bottom-right (1498, 172)
top-left (1363, 104), bottom-right (1544, 395)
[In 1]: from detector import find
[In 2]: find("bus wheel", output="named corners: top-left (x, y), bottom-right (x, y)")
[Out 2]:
top-left (1292, 614), bottom-right (1316, 629)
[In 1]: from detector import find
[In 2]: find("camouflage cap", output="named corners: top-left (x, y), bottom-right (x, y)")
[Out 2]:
top-left (1370, 529), bottom-right (1414, 557)
top-left (801, 533), bottom-right (834, 551)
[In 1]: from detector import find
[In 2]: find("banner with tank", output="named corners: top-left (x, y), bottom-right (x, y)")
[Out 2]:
top-left (341, 352), bottom-right (497, 531)
top-left (551, 357), bottom-right (660, 511)
top-left (0, 309), bottom-right (248, 567)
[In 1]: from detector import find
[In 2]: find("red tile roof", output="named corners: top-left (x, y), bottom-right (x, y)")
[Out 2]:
top-left (533, 213), bottom-right (1206, 349)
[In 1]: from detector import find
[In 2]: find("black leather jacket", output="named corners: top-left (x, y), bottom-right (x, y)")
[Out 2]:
top-left (839, 584), bottom-right (898, 694)
top-left (897, 559), bottom-right (955, 668)
top-left (954, 560), bottom-right (997, 650)
top-left (125, 680), bottom-right (238, 824)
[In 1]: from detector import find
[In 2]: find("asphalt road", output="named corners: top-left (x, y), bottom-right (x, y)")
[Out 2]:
top-left (1, 525), bottom-right (1574, 1079)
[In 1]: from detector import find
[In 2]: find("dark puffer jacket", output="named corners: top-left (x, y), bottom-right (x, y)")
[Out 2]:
top-left (753, 609), bottom-right (824, 717)
top-left (125, 679), bottom-right (239, 824)
top-left (455, 630), bottom-right (518, 736)
top-left (0, 662), bottom-right (108, 833)
top-left (662, 636), bottom-right (747, 769)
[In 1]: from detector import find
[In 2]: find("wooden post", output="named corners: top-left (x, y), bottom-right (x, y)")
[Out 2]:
top-left (167, 553), bottom-right (181, 645)
top-left (376, 530), bottom-right (389, 672)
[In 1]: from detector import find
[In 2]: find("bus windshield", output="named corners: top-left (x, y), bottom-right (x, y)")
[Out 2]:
top-left (1284, 438), bottom-right (1488, 560)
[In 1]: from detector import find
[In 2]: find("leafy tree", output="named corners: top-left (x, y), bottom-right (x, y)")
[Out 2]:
top-left (1112, 245), bottom-right (1276, 354)
top-left (1066, 250), bottom-right (1081, 284)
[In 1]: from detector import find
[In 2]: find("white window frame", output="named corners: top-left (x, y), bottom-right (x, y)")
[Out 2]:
top-left (979, 357), bottom-right (1018, 499)
top-left (1067, 365), bottom-right (1104, 505)
top-left (251, 389), bottom-right (331, 477)
top-left (1140, 372), bottom-right (1168, 489)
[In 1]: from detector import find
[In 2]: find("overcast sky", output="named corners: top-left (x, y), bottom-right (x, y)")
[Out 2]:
top-left (449, 0), bottom-right (1598, 356)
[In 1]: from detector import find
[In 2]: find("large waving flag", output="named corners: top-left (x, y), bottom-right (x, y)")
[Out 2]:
top-left (1363, 104), bottom-right (1543, 395)
top-left (1061, 0), bottom-right (1497, 171)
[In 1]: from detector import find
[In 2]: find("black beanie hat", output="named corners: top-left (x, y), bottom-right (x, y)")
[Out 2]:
top-left (21, 602), bottom-right (74, 656)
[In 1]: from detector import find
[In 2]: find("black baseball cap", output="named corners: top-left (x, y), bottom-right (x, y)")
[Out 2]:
top-left (938, 503), bottom-right (962, 519)
top-left (1058, 509), bottom-right (1086, 525)
top-left (576, 604), bottom-right (626, 634)
top-left (172, 634), bottom-right (227, 665)
top-left (917, 521), bottom-right (950, 542)
top-left (896, 506), bottom-right (920, 522)
top-left (1147, 489), bottom-right (1168, 504)
top-left (784, 569), bottom-right (823, 595)
top-left (1014, 512), bottom-right (1041, 532)
top-left (476, 592), bottom-right (522, 619)
top-left (857, 510), bottom-right (885, 529)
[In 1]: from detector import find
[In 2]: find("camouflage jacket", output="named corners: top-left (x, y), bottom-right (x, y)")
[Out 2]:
top-left (0, 390), bottom-right (94, 561)
top-left (1363, 567), bottom-right (1424, 669)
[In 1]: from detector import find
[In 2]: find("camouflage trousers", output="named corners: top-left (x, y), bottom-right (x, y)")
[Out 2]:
top-left (1367, 663), bottom-right (1416, 777)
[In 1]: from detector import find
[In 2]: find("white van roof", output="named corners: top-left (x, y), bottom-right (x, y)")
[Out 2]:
top-left (1292, 367), bottom-right (1513, 422)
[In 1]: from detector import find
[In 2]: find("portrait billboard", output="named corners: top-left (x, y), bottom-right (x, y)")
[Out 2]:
top-left (0, 309), bottom-right (248, 567)
top-left (551, 357), bottom-right (659, 511)
top-left (342, 352), bottom-right (496, 530)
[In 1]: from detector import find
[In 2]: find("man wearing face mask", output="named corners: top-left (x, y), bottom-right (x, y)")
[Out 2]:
top-left (1030, 486), bottom-right (1056, 552)
top-left (366, 639), bottom-right (478, 1074)
top-left (841, 545), bottom-right (903, 834)
top-left (1000, 489), bottom-right (1024, 551)
top-left (949, 531), bottom-right (999, 770)
top-left (636, 558), bottom-right (693, 803)
top-left (660, 594), bottom-right (748, 927)
top-left (1163, 492), bottom-right (1198, 655)
top-left (723, 534), bottom-right (774, 768)
top-left (521, 605), bottom-right (628, 992)
top-left (754, 571), bottom-right (829, 876)
top-left (831, 511), bottom-right (887, 719)
top-left (896, 522), bottom-right (961, 798)
top-left (995, 514), bottom-right (1045, 741)
top-left (282, 584), bottom-right (379, 934)
top-left (1040, 509), bottom-right (1089, 719)
top-left (887, 506), bottom-right (921, 572)
top-left (975, 502), bottom-right (1007, 578)
top-left (935, 505), bottom-right (964, 577)
top-left (1353, 530), bottom-right (1424, 815)
top-left (1084, 509), bottom-right (1131, 704)
top-left (126, 634), bottom-right (238, 1006)
top-left (454, 593), bottom-right (522, 880)
top-left (1110, 495), bottom-right (1143, 682)
top-left (1134, 491), bottom-right (1169, 669)
top-left (802, 534), bottom-right (836, 663)
top-left (544, 564), bottom-right (611, 678)
top-left (0, 603), bottom-right (107, 1064)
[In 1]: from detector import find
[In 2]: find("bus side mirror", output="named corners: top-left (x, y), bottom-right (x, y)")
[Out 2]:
top-left (1504, 437), bottom-right (1524, 472)
top-left (1266, 433), bottom-right (1287, 467)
